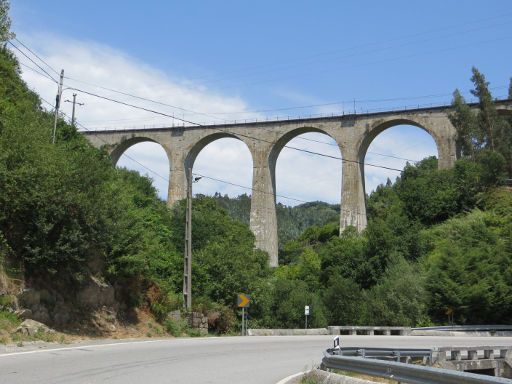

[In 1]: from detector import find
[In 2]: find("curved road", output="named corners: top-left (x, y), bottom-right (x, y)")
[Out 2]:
top-left (2, 335), bottom-right (512, 383)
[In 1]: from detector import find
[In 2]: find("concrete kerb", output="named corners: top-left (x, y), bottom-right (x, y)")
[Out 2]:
top-left (248, 328), bottom-right (330, 336)
top-left (276, 369), bottom-right (377, 384)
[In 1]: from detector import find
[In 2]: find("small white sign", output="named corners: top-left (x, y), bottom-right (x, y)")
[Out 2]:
top-left (305, 305), bottom-right (310, 315)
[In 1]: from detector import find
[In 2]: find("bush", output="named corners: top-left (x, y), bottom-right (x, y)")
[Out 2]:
top-left (164, 318), bottom-right (187, 337)
top-left (146, 285), bottom-right (182, 322)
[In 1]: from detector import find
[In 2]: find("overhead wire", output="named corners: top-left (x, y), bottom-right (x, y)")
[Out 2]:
top-left (71, 117), bottom-right (322, 205)
top-left (65, 85), bottom-right (406, 172)
top-left (183, 12), bottom-right (512, 86)
top-left (63, 75), bottom-right (228, 123)
top-left (13, 41), bottom-right (495, 174)
top-left (18, 62), bottom-right (57, 83)
top-left (10, 40), bottom-right (406, 213)
top-left (12, 12), bottom-right (507, 122)
top-left (7, 41), bottom-right (57, 83)
top-left (67, 87), bottom-right (202, 126)
top-left (294, 136), bottom-right (420, 163)
top-left (10, 37), bottom-right (468, 182)
top-left (13, 36), bottom-right (60, 76)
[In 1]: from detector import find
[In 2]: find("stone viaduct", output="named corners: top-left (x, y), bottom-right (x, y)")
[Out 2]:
top-left (83, 100), bottom-right (512, 267)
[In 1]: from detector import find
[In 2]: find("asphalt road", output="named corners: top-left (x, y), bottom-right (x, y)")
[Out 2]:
top-left (1, 335), bottom-right (512, 384)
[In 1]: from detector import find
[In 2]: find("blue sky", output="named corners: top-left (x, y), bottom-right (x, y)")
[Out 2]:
top-left (9, 1), bottom-right (512, 204)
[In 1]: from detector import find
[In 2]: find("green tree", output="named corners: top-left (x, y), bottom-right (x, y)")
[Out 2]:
top-left (451, 89), bottom-right (478, 157)
top-left (470, 67), bottom-right (499, 150)
top-left (322, 276), bottom-right (364, 325)
top-left (451, 68), bottom-right (512, 177)
top-left (170, 197), bottom-right (270, 308)
top-left (0, 0), bottom-right (12, 43)
top-left (364, 257), bottom-right (428, 326)
top-left (422, 209), bottom-right (512, 324)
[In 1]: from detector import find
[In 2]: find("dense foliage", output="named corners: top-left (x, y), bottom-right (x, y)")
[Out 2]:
top-left (0, 1), bottom-right (511, 332)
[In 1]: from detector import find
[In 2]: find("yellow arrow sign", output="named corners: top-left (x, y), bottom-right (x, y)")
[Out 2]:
top-left (237, 293), bottom-right (251, 308)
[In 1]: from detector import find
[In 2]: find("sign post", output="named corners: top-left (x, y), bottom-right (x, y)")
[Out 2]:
top-left (237, 294), bottom-right (251, 336)
top-left (305, 305), bottom-right (310, 331)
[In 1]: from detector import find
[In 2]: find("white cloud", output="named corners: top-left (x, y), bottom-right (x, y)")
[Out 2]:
top-left (14, 34), bottom-right (438, 207)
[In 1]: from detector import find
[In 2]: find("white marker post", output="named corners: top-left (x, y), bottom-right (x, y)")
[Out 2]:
top-left (304, 305), bottom-right (310, 331)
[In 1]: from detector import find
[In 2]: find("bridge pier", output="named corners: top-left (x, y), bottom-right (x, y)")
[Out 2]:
top-left (340, 148), bottom-right (367, 233)
top-left (249, 145), bottom-right (278, 267)
top-left (167, 149), bottom-right (187, 207)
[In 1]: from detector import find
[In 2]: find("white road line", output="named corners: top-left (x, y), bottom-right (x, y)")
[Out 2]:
top-left (0, 337), bottom-right (210, 358)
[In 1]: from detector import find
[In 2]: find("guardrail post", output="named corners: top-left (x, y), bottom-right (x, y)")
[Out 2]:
top-left (451, 350), bottom-right (461, 361)
top-left (384, 329), bottom-right (391, 336)
top-left (431, 348), bottom-right (444, 365)
top-left (467, 350), bottom-right (478, 360)
top-left (484, 349), bottom-right (494, 359)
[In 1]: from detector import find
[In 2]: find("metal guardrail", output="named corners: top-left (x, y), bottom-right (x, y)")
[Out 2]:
top-left (328, 325), bottom-right (410, 335)
top-left (337, 347), bottom-right (431, 359)
top-left (413, 325), bottom-right (512, 332)
top-left (322, 351), bottom-right (512, 384)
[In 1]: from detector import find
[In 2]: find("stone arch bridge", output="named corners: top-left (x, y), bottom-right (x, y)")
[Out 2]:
top-left (83, 100), bottom-right (512, 266)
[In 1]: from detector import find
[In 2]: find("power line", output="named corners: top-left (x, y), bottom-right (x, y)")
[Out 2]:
top-left (13, 37), bottom-right (60, 76)
top-left (68, 87), bottom-right (201, 126)
top-left (5, 39), bottom-right (402, 173)
top-left (191, 172), bottom-right (307, 204)
top-left (70, 86), bottom-right (410, 172)
top-left (64, 84), bottom-right (406, 171)
top-left (39, 98), bottom-right (357, 209)
top-left (7, 41), bottom-right (57, 83)
top-left (294, 136), bottom-right (420, 163)
top-left (184, 12), bottom-right (512, 86)
top-left (71, 117), bottom-right (321, 204)
top-left (64, 75), bottom-right (228, 123)
top-left (44, 97), bottom-right (367, 214)
top-left (8, 39), bottom-right (433, 173)
top-left (18, 62), bottom-right (57, 83)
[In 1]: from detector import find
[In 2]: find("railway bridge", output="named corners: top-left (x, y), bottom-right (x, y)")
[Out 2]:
top-left (83, 100), bottom-right (512, 266)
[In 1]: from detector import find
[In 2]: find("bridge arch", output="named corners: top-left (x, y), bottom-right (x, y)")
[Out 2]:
top-left (357, 118), bottom-right (444, 167)
top-left (109, 136), bottom-right (172, 167)
top-left (183, 131), bottom-right (250, 171)
top-left (269, 126), bottom-right (343, 172)
top-left (268, 126), bottom-right (344, 250)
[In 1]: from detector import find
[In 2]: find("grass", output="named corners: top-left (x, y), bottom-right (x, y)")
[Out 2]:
top-left (300, 369), bottom-right (399, 384)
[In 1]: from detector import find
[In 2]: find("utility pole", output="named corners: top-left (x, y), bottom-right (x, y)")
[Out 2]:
top-left (52, 69), bottom-right (64, 144)
top-left (65, 93), bottom-right (84, 127)
top-left (183, 168), bottom-right (193, 310)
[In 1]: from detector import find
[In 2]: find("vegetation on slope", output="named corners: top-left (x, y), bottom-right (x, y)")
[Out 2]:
top-left (212, 193), bottom-right (339, 250)
top-left (1, 1), bottom-right (511, 336)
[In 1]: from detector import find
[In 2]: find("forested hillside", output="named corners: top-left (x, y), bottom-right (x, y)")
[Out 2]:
top-left (1, 0), bottom-right (512, 340)
top-left (212, 193), bottom-right (339, 250)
